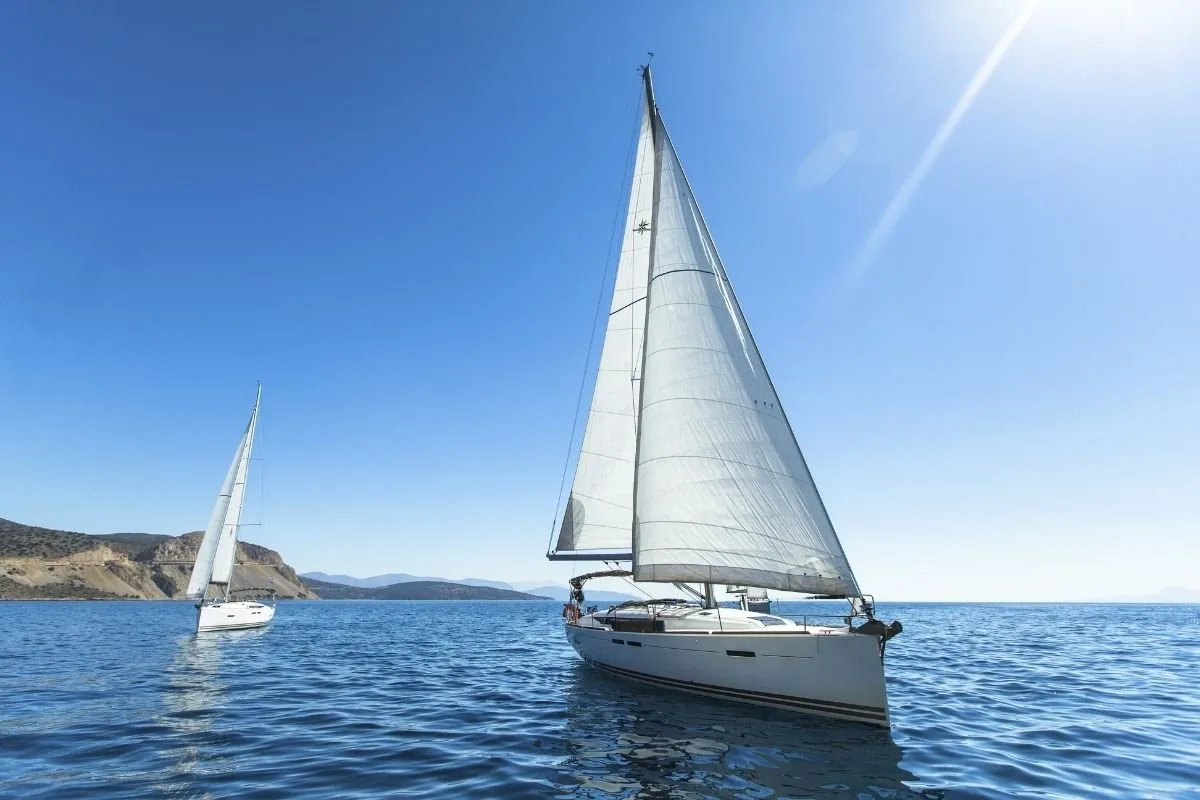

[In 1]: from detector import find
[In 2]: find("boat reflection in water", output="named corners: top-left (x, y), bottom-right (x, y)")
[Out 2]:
top-left (556, 662), bottom-right (940, 800)
top-left (155, 629), bottom-right (266, 796)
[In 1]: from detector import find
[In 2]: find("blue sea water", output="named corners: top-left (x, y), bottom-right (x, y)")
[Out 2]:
top-left (0, 601), bottom-right (1197, 799)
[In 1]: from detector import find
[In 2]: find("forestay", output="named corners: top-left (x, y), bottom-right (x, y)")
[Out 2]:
top-left (632, 122), bottom-right (861, 597)
top-left (549, 93), bottom-right (656, 561)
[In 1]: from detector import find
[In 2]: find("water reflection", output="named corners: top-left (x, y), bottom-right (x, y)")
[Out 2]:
top-left (154, 628), bottom-right (265, 797)
top-left (557, 663), bottom-right (938, 799)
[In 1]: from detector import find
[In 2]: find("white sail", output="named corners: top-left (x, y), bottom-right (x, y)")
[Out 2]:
top-left (210, 389), bottom-right (260, 586)
top-left (632, 123), bottom-right (861, 597)
top-left (184, 436), bottom-right (245, 599)
top-left (550, 94), bottom-right (657, 560)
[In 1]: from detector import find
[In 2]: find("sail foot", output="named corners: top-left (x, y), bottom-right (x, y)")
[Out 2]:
top-left (633, 561), bottom-right (858, 598)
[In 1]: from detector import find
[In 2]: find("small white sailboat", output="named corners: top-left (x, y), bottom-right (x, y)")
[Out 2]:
top-left (185, 385), bottom-right (275, 633)
top-left (727, 586), bottom-right (771, 614)
top-left (548, 66), bottom-right (901, 727)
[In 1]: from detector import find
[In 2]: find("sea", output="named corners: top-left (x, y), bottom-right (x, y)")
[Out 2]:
top-left (1, 601), bottom-right (1197, 799)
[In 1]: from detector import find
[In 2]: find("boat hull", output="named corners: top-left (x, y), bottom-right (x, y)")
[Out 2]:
top-left (565, 621), bottom-right (889, 726)
top-left (196, 601), bottom-right (275, 632)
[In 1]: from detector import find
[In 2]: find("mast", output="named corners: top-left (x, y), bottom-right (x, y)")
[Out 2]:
top-left (641, 63), bottom-right (657, 129)
top-left (630, 61), bottom-right (661, 579)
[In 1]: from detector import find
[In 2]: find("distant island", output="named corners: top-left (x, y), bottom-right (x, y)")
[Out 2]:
top-left (0, 518), bottom-right (313, 600)
top-left (301, 571), bottom-right (637, 603)
top-left (302, 577), bottom-right (551, 601)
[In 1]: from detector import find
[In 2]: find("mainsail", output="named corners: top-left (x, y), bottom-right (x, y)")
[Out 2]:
top-left (185, 387), bottom-right (261, 598)
top-left (551, 66), bottom-right (862, 598)
top-left (549, 85), bottom-right (657, 561)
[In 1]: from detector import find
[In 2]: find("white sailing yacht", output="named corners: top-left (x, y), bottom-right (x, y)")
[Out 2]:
top-left (185, 385), bottom-right (275, 633)
top-left (548, 66), bottom-right (901, 727)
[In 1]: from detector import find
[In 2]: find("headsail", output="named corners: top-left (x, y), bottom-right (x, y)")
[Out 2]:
top-left (631, 117), bottom-right (861, 597)
top-left (185, 387), bottom-right (260, 598)
top-left (549, 79), bottom-right (657, 561)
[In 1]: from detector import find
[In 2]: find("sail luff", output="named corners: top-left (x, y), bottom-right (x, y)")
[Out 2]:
top-left (631, 118), bottom-right (862, 598)
top-left (549, 72), bottom-right (657, 561)
top-left (209, 386), bottom-right (260, 587)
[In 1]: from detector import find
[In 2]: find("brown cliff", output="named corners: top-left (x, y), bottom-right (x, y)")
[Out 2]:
top-left (0, 518), bottom-right (316, 600)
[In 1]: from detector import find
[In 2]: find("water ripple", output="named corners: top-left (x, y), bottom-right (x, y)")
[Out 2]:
top-left (0, 601), bottom-right (1197, 799)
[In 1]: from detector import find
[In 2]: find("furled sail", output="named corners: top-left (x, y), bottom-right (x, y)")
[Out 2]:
top-left (549, 90), bottom-right (657, 561)
top-left (631, 120), bottom-right (861, 597)
top-left (184, 387), bottom-right (260, 598)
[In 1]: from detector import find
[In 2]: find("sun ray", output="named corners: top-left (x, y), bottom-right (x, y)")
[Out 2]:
top-left (847, 1), bottom-right (1040, 287)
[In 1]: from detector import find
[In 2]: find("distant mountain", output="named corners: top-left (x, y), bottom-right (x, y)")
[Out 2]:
top-left (1092, 587), bottom-right (1200, 603)
top-left (300, 571), bottom-right (517, 591)
top-left (303, 577), bottom-right (549, 601)
top-left (458, 578), bottom-right (515, 590)
top-left (523, 585), bottom-right (638, 603)
top-left (0, 517), bottom-right (314, 600)
top-left (301, 572), bottom-right (419, 588)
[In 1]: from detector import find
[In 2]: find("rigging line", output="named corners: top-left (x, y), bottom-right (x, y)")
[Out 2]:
top-left (546, 84), bottom-right (645, 554)
top-left (606, 560), bottom-right (654, 600)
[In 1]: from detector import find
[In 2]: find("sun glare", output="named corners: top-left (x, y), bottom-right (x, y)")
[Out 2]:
top-left (1033, 0), bottom-right (1196, 53)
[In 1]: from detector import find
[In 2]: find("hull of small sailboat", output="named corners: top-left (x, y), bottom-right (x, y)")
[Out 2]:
top-left (196, 600), bottom-right (275, 633)
top-left (565, 614), bottom-right (889, 727)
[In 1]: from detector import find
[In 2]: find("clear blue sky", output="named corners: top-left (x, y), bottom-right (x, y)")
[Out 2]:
top-left (2, 1), bottom-right (1197, 601)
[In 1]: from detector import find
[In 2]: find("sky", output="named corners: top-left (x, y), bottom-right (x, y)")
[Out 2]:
top-left (1, 1), bottom-right (1197, 602)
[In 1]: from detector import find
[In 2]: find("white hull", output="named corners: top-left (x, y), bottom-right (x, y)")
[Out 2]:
top-left (565, 610), bottom-right (890, 727)
top-left (196, 600), bottom-right (275, 632)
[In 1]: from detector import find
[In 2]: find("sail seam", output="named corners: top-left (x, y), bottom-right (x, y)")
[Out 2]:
top-left (638, 532), bottom-right (854, 563)
top-left (637, 543), bottom-right (846, 569)
top-left (569, 490), bottom-right (633, 510)
top-left (608, 295), bottom-right (647, 317)
top-left (638, 453), bottom-right (811, 489)
top-left (649, 267), bottom-right (715, 283)
top-left (641, 345), bottom-right (771, 363)
top-left (578, 449), bottom-right (634, 463)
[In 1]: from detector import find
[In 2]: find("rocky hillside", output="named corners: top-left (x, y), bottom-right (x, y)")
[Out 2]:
top-left (303, 577), bottom-right (550, 600)
top-left (0, 518), bottom-right (315, 600)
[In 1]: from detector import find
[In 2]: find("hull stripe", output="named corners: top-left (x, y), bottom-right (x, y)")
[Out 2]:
top-left (197, 622), bottom-right (271, 631)
top-left (583, 658), bottom-right (889, 725)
